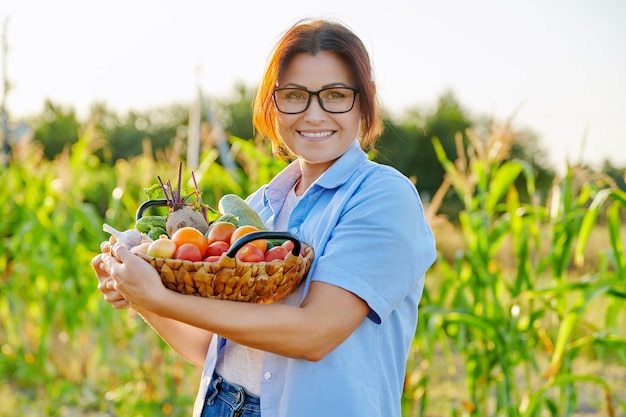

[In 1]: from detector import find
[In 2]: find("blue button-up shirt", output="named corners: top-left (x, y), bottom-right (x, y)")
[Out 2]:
top-left (194, 140), bottom-right (436, 417)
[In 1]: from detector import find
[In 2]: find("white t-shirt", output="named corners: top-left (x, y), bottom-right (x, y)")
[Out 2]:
top-left (214, 185), bottom-right (301, 395)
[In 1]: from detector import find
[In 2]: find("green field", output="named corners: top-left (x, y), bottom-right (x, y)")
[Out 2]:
top-left (1, 129), bottom-right (625, 416)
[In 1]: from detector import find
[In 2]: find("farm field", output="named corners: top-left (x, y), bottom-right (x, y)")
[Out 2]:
top-left (1, 131), bottom-right (625, 416)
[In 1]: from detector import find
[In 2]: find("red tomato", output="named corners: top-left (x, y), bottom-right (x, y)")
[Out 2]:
top-left (230, 225), bottom-right (267, 252)
top-left (174, 243), bottom-right (203, 262)
top-left (203, 255), bottom-right (222, 262)
top-left (235, 243), bottom-right (265, 262)
top-left (264, 246), bottom-right (289, 262)
top-left (281, 240), bottom-right (295, 253)
top-left (206, 241), bottom-right (230, 257)
top-left (171, 227), bottom-right (208, 257)
top-left (206, 221), bottom-right (237, 244)
top-left (282, 240), bottom-right (305, 256)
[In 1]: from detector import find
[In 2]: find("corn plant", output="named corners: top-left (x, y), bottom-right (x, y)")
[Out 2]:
top-left (0, 128), bottom-right (286, 416)
top-left (405, 123), bottom-right (626, 416)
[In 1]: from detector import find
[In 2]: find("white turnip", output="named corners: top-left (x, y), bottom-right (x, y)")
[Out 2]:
top-left (158, 162), bottom-right (210, 236)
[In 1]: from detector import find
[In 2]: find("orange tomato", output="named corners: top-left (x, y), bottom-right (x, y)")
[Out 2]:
top-left (206, 221), bottom-right (237, 244)
top-left (171, 226), bottom-right (208, 257)
top-left (230, 225), bottom-right (267, 252)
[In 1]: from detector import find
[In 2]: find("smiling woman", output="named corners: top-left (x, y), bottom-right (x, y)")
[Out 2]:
top-left (92, 17), bottom-right (434, 417)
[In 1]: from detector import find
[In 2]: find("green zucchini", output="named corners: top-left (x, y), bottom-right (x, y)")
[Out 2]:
top-left (213, 213), bottom-right (239, 227)
top-left (147, 226), bottom-right (168, 240)
top-left (218, 194), bottom-right (267, 230)
top-left (135, 215), bottom-right (167, 234)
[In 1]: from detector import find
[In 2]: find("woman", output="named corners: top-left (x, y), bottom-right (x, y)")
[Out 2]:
top-left (93, 18), bottom-right (436, 417)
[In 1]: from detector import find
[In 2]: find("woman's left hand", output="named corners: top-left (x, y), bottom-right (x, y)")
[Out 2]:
top-left (101, 242), bottom-right (169, 311)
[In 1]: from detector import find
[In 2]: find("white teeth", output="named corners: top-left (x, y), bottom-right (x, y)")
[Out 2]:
top-left (300, 131), bottom-right (333, 138)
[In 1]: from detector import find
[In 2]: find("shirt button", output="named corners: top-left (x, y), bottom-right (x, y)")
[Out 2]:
top-left (290, 227), bottom-right (297, 234)
top-left (264, 371), bottom-right (272, 380)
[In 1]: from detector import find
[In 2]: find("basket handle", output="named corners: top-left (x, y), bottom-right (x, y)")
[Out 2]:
top-left (227, 231), bottom-right (302, 258)
top-left (136, 198), bottom-right (169, 222)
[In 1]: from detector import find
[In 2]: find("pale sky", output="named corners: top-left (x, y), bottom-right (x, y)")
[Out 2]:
top-left (2, 0), bottom-right (625, 169)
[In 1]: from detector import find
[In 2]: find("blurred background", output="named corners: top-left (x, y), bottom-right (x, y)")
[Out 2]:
top-left (1, 0), bottom-right (625, 169)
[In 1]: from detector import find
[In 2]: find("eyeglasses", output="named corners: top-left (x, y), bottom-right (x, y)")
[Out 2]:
top-left (273, 87), bottom-right (359, 114)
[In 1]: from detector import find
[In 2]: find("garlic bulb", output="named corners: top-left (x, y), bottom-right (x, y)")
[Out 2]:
top-left (102, 223), bottom-right (143, 247)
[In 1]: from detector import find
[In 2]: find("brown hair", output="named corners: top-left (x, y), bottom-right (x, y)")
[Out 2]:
top-left (253, 19), bottom-right (384, 158)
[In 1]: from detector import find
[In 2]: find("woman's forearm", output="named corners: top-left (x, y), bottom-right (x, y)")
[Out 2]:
top-left (151, 281), bottom-right (369, 362)
top-left (134, 307), bottom-right (214, 368)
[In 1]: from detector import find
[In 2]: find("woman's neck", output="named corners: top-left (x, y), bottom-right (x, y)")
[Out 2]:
top-left (296, 158), bottom-right (337, 196)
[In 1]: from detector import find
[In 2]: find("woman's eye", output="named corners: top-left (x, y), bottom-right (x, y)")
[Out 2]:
top-left (324, 90), bottom-right (346, 100)
top-left (286, 90), bottom-right (306, 100)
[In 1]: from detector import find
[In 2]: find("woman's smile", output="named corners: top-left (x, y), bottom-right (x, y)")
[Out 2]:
top-left (298, 130), bottom-right (335, 140)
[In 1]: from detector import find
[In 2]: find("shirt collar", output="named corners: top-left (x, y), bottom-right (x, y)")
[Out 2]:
top-left (263, 140), bottom-right (367, 205)
top-left (314, 140), bottom-right (368, 190)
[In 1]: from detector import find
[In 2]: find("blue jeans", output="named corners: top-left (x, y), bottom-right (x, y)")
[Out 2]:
top-left (200, 372), bottom-right (261, 417)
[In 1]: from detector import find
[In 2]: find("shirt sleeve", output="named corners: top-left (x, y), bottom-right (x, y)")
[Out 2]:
top-left (310, 167), bottom-right (436, 324)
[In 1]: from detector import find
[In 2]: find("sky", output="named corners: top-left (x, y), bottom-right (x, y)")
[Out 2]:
top-left (1, 0), bottom-right (625, 170)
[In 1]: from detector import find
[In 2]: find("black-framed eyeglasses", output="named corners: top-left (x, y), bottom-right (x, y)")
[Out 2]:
top-left (273, 86), bottom-right (359, 114)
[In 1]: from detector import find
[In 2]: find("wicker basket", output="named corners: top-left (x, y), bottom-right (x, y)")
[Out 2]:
top-left (137, 230), bottom-right (314, 304)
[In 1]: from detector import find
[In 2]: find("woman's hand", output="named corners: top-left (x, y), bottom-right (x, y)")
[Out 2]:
top-left (93, 241), bottom-right (215, 367)
top-left (100, 242), bottom-right (169, 312)
top-left (92, 241), bottom-right (130, 310)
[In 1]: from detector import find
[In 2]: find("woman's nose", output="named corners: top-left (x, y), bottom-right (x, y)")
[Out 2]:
top-left (303, 96), bottom-right (327, 123)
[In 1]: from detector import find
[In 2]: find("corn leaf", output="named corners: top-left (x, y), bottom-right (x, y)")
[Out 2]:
top-left (574, 188), bottom-right (611, 266)
top-left (485, 161), bottom-right (523, 213)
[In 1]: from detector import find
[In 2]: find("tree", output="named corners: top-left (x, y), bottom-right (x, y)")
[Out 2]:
top-left (376, 92), bottom-right (557, 220)
top-left (212, 82), bottom-right (255, 141)
top-left (32, 100), bottom-right (81, 159)
top-left (89, 102), bottom-right (188, 162)
top-left (508, 126), bottom-right (555, 202)
top-left (602, 160), bottom-right (626, 192)
top-left (376, 91), bottom-right (472, 203)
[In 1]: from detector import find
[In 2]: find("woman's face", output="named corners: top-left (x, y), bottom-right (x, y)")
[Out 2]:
top-left (276, 51), bottom-right (361, 171)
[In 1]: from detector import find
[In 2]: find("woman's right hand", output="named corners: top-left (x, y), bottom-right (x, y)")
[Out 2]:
top-left (92, 240), bottom-right (130, 309)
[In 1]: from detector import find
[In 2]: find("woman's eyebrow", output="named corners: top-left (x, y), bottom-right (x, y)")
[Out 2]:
top-left (280, 82), bottom-right (351, 89)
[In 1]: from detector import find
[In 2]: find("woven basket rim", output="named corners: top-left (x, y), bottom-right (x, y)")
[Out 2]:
top-left (136, 243), bottom-right (314, 303)
top-left (136, 242), bottom-right (313, 267)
